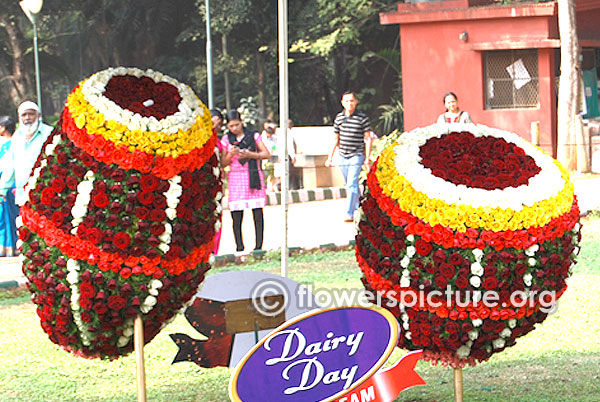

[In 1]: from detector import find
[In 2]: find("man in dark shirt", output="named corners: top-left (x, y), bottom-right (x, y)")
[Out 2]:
top-left (326, 91), bottom-right (373, 222)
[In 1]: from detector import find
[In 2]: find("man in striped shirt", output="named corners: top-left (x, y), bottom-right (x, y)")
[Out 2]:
top-left (326, 91), bottom-right (373, 222)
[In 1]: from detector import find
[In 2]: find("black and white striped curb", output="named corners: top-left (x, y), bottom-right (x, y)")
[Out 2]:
top-left (222, 186), bottom-right (347, 209)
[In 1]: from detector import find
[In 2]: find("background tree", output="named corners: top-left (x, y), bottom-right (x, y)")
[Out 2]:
top-left (288, 0), bottom-right (399, 125)
top-left (0, 1), bottom-right (39, 108)
top-left (0, 0), bottom-right (400, 131)
top-left (556, 0), bottom-right (590, 172)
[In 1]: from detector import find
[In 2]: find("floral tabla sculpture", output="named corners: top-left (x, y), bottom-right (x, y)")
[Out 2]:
top-left (19, 67), bottom-right (221, 359)
top-left (356, 123), bottom-right (581, 367)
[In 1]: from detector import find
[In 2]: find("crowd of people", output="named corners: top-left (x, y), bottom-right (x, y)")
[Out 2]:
top-left (0, 90), bottom-right (470, 258)
top-left (211, 109), bottom-right (303, 254)
top-left (210, 90), bottom-right (377, 251)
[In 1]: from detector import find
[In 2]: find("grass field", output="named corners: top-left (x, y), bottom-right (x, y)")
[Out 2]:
top-left (1, 217), bottom-right (599, 402)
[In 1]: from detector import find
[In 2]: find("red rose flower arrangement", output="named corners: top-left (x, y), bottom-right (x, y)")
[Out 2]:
top-left (19, 67), bottom-right (221, 359)
top-left (355, 123), bottom-right (581, 367)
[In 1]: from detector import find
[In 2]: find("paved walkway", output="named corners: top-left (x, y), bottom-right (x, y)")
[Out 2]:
top-left (0, 257), bottom-right (22, 285)
top-left (218, 198), bottom-right (355, 255)
top-left (1, 174), bottom-right (600, 287)
top-left (571, 173), bottom-right (600, 214)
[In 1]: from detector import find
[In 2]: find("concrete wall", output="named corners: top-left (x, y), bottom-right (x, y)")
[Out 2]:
top-left (276, 126), bottom-right (346, 188)
top-left (399, 15), bottom-right (557, 154)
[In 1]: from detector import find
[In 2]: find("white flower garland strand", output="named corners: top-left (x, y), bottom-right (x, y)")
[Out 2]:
top-left (120, 175), bottom-right (184, 337)
top-left (159, 175), bottom-right (182, 254)
top-left (70, 171), bottom-right (95, 234)
top-left (523, 244), bottom-right (539, 288)
top-left (66, 258), bottom-right (92, 346)
top-left (572, 223), bottom-right (581, 258)
top-left (213, 163), bottom-right (223, 241)
top-left (470, 248), bottom-right (485, 289)
top-left (400, 303), bottom-right (411, 340)
top-left (23, 132), bottom-right (62, 202)
top-left (392, 123), bottom-right (567, 211)
top-left (117, 318), bottom-right (135, 348)
top-left (456, 341), bottom-right (473, 358)
top-left (117, 281), bottom-right (164, 347)
top-left (140, 279), bottom-right (163, 314)
top-left (213, 145), bottom-right (224, 236)
top-left (116, 278), bottom-right (165, 348)
top-left (214, 191), bottom-right (223, 232)
top-left (80, 67), bottom-right (204, 135)
top-left (400, 235), bottom-right (415, 288)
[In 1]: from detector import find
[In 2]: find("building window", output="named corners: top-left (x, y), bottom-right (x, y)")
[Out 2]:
top-left (484, 49), bottom-right (539, 109)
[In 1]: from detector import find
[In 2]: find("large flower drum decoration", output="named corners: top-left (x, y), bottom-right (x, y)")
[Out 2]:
top-left (19, 67), bottom-right (221, 359)
top-left (356, 124), bottom-right (581, 367)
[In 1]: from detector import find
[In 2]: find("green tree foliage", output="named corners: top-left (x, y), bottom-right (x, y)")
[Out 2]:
top-left (0, 0), bottom-right (401, 130)
top-left (288, 0), bottom-right (399, 124)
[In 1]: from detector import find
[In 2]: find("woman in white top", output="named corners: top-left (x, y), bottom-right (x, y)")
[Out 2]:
top-left (437, 92), bottom-right (473, 124)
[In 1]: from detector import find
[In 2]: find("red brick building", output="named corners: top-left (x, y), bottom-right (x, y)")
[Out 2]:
top-left (381, 0), bottom-right (600, 156)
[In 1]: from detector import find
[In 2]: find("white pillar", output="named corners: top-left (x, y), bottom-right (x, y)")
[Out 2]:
top-left (278, 0), bottom-right (289, 278)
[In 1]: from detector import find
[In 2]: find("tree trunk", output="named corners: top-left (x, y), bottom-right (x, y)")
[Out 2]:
top-left (222, 34), bottom-right (232, 111)
top-left (575, 114), bottom-right (590, 172)
top-left (556, 0), bottom-right (581, 171)
top-left (333, 49), bottom-right (344, 99)
top-left (256, 50), bottom-right (267, 124)
top-left (0, 14), bottom-right (33, 107)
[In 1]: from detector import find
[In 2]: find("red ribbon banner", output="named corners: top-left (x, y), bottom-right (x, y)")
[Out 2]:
top-left (333, 351), bottom-right (426, 402)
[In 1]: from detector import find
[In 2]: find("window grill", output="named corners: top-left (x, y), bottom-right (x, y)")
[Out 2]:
top-left (484, 50), bottom-right (539, 109)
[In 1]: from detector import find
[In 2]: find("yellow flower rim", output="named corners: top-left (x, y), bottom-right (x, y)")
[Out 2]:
top-left (375, 146), bottom-right (575, 232)
top-left (65, 85), bottom-right (213, 158)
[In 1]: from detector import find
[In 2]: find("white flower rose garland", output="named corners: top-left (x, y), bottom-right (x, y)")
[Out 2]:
top-left (80, 67), bottom-right (204, 135)
top-left (392, 123), bottom-right (565, 211)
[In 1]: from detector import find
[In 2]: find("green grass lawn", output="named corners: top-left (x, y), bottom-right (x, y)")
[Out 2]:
top-left (1, 217), bottom-right (599, 402)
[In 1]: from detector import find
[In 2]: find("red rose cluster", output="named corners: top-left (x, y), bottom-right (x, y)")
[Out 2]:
top-left (104, 75), bottom-right (182, 119)
top-left (19, 87), bottom-right (220, 359)
top-left (356, 190), bottom-right (577, 366)
top-left (419, 132), bottom-right (541, 190)
top-left (61, 105), bottom-right (216, 180)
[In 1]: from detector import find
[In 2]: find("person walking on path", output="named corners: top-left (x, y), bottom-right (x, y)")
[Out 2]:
top-left (326, 91), bottom-right (373, 222)
top-left (0, 101), bottom-right (53, 206)
top-left (221, 110), bottom-right (270, 252)
top-left (0, 116), bottom-right (19, 256)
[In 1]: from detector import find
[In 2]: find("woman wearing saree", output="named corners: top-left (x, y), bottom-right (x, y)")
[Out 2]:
top-left (0, 116), bottom-right (19, 256)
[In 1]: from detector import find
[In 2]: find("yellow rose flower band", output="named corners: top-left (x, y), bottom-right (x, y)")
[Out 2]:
top-left (375, 146), bottom-right (574, 233)
top-left (65, 85), bottom-right (212, 158)
top-left (60, 67), bottom-right (216, 180)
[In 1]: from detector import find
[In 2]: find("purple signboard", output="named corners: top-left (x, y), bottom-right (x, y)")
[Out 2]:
top-left (229, 306), bottom-right (410, 402)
